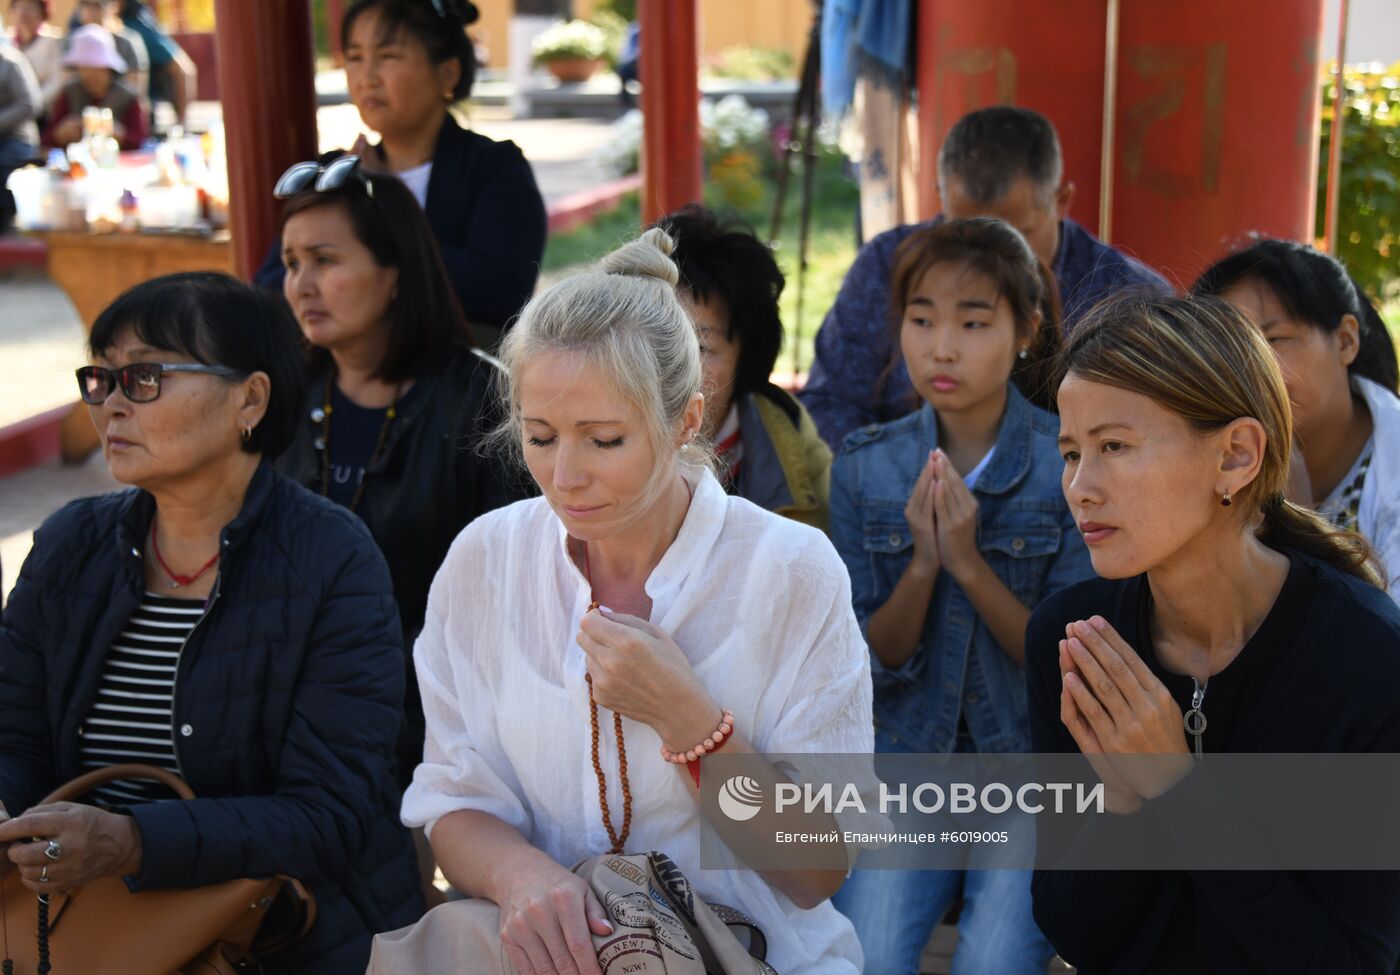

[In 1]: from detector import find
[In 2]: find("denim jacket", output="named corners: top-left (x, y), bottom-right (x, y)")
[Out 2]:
top-left (830, 385), bottom-right (1094, 754)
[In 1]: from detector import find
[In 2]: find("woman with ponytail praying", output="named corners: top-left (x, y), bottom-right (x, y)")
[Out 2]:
top-left (1025, 292), bottom-right (1400, 973)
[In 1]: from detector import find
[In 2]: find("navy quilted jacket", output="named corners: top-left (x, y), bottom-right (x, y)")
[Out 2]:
top-left (0, 461), bottom-right (423, 973)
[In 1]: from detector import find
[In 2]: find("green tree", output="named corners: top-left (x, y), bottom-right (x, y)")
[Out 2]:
top-left (594, 0), bottom-right (637, 22)
top-left (1316, 63), bottom-right (1400, 304)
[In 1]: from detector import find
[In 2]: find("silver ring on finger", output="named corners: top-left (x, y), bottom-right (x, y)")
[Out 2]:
top-left (44, 839), bottom-right (61, 861)
top-left (39, 865), bottom-right (48, 884)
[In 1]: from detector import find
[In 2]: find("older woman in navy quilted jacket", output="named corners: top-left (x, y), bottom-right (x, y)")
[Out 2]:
top-left (0, 272), bottom-right (422, 973)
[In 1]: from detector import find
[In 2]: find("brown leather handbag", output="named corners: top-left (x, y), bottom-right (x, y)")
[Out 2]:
top-left (0, 764), bottom-right (316, 975)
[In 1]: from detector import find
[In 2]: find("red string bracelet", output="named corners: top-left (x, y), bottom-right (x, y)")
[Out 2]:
top-left (661, 709), bottom-right (734, 788)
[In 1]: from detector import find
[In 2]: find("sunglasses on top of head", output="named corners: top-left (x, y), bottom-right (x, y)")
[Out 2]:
top-left (76, 362), bottom-right (247, 405)
top-left (273, 154), bottom-right (374, 200)
top-left (427, 0), bottom-right (479, 23)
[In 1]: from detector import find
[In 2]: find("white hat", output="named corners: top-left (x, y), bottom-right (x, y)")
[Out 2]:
top-left (64, 24), bottom-right (127, 73)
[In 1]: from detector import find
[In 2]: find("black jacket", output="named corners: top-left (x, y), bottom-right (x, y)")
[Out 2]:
top-left (276, 344), bottom-right (527, 778)
top-left (0, 462), bottom-right (423, 974)
top-left (1026, 550), bottom-right (1400, 974)
top-left (255, 114), bottom-right (547, 331)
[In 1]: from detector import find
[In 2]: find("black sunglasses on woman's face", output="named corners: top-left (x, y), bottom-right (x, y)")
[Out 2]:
top-left (76, 362), bottom-right (246, 405)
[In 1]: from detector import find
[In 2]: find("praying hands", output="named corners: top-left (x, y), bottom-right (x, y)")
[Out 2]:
top-left (1057, 616), bottom-right (1194, 813)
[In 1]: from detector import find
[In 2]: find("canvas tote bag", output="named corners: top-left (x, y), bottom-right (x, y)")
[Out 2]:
top-left (367, 850), bottom-right (776, 974)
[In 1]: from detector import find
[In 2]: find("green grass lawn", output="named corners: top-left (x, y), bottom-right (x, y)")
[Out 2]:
top-left (541, 153), bottom-right (861, 378)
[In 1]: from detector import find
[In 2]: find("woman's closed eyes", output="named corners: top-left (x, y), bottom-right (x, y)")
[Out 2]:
top-left (526, 435), bottom-right (626, 450)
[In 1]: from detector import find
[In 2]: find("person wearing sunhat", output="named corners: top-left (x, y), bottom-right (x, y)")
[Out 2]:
top-left (70, 0), bottom-right (150, 111)
top-left (44, 22), bottom-right (147, 150)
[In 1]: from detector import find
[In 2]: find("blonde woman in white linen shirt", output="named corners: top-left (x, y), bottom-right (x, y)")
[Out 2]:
top-left (400, 228), bottom-right (874, 975)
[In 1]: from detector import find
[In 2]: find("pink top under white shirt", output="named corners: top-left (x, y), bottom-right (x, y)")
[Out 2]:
top-left (402, 465), bottom-right (874, 974)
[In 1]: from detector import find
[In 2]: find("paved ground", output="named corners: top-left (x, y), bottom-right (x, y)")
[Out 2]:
top-left (0, 105), bottom-right (616, 606)
top-left (312, 102), bottom-right (620, 203)
top-left (0, 271), bottom-right (89, 431)
top-left (0, 451), bottom-right (117, 603)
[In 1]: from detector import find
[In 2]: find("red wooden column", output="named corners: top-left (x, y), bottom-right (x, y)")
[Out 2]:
top-left (914, 0), bottom-right (1109, 230)
top-left (213, 0), bottom-right (318, 280)
top-left (638, 0), bottom-right (702, 224)
top-left (328, 0), bottom-right (348, 65)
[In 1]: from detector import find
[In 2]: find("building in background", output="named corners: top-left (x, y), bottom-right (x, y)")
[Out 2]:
top-left (1323, 0), bottom-right (1400, 65)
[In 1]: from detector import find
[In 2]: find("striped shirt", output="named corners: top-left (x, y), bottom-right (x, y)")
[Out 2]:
top-left (77, 592), bottom-right (203, 807)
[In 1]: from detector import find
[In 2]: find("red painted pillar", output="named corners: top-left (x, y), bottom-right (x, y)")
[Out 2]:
top-left (915, 0), bottom-right (1109, 231)
top-left (638, 0), bottom-right (702, 225)
top-left (914, 0), bottom-right (1324, 286)
top-left (214, 0), bottom-right (318, 280)
top-left (1110, 0), bottom-right (1326, 285)
top-left (328, 0), bottom-right (347, 66)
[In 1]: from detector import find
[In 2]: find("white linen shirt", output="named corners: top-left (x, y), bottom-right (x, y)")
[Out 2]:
top-left (403, 467), bottom-right (874, 974)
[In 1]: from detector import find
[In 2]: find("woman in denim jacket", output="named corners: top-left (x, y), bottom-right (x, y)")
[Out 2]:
top-left (829, 218), bottom-right (1094, 975)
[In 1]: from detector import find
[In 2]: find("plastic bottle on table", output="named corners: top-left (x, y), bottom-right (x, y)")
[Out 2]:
top-left (119, 190), bottom-right (139, 233)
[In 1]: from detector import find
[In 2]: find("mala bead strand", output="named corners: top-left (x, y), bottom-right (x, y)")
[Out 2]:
top-left (586, 672), bottom-right (632, 854)
top-left (581, 538), bottom-right (634, 855)
top-left (614, 709), bottom-right (632, 838)
top-left (1, 867), bottom-right (13, 974)
top-left (35, 895), bottom-right (50, 975)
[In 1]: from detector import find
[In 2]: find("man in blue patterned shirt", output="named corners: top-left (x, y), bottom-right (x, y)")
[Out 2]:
top-left (802, 106), bottom-right (1173, 449)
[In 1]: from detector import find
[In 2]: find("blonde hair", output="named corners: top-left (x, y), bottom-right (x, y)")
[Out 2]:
top-left (493, 228), bottom-right (718, 511)
top-left (1058, 292), bottom-right (1382, 587)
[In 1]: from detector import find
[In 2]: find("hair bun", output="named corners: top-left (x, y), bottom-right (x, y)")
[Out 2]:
top-left (600, 228), bottom-right (680, 287)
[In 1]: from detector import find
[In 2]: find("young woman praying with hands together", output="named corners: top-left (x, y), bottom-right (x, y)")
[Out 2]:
top-left (829, 217), bottom-right (1092, 975)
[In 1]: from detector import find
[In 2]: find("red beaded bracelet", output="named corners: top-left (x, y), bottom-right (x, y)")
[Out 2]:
top-left (661, 709), bottom-right (733, 787)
